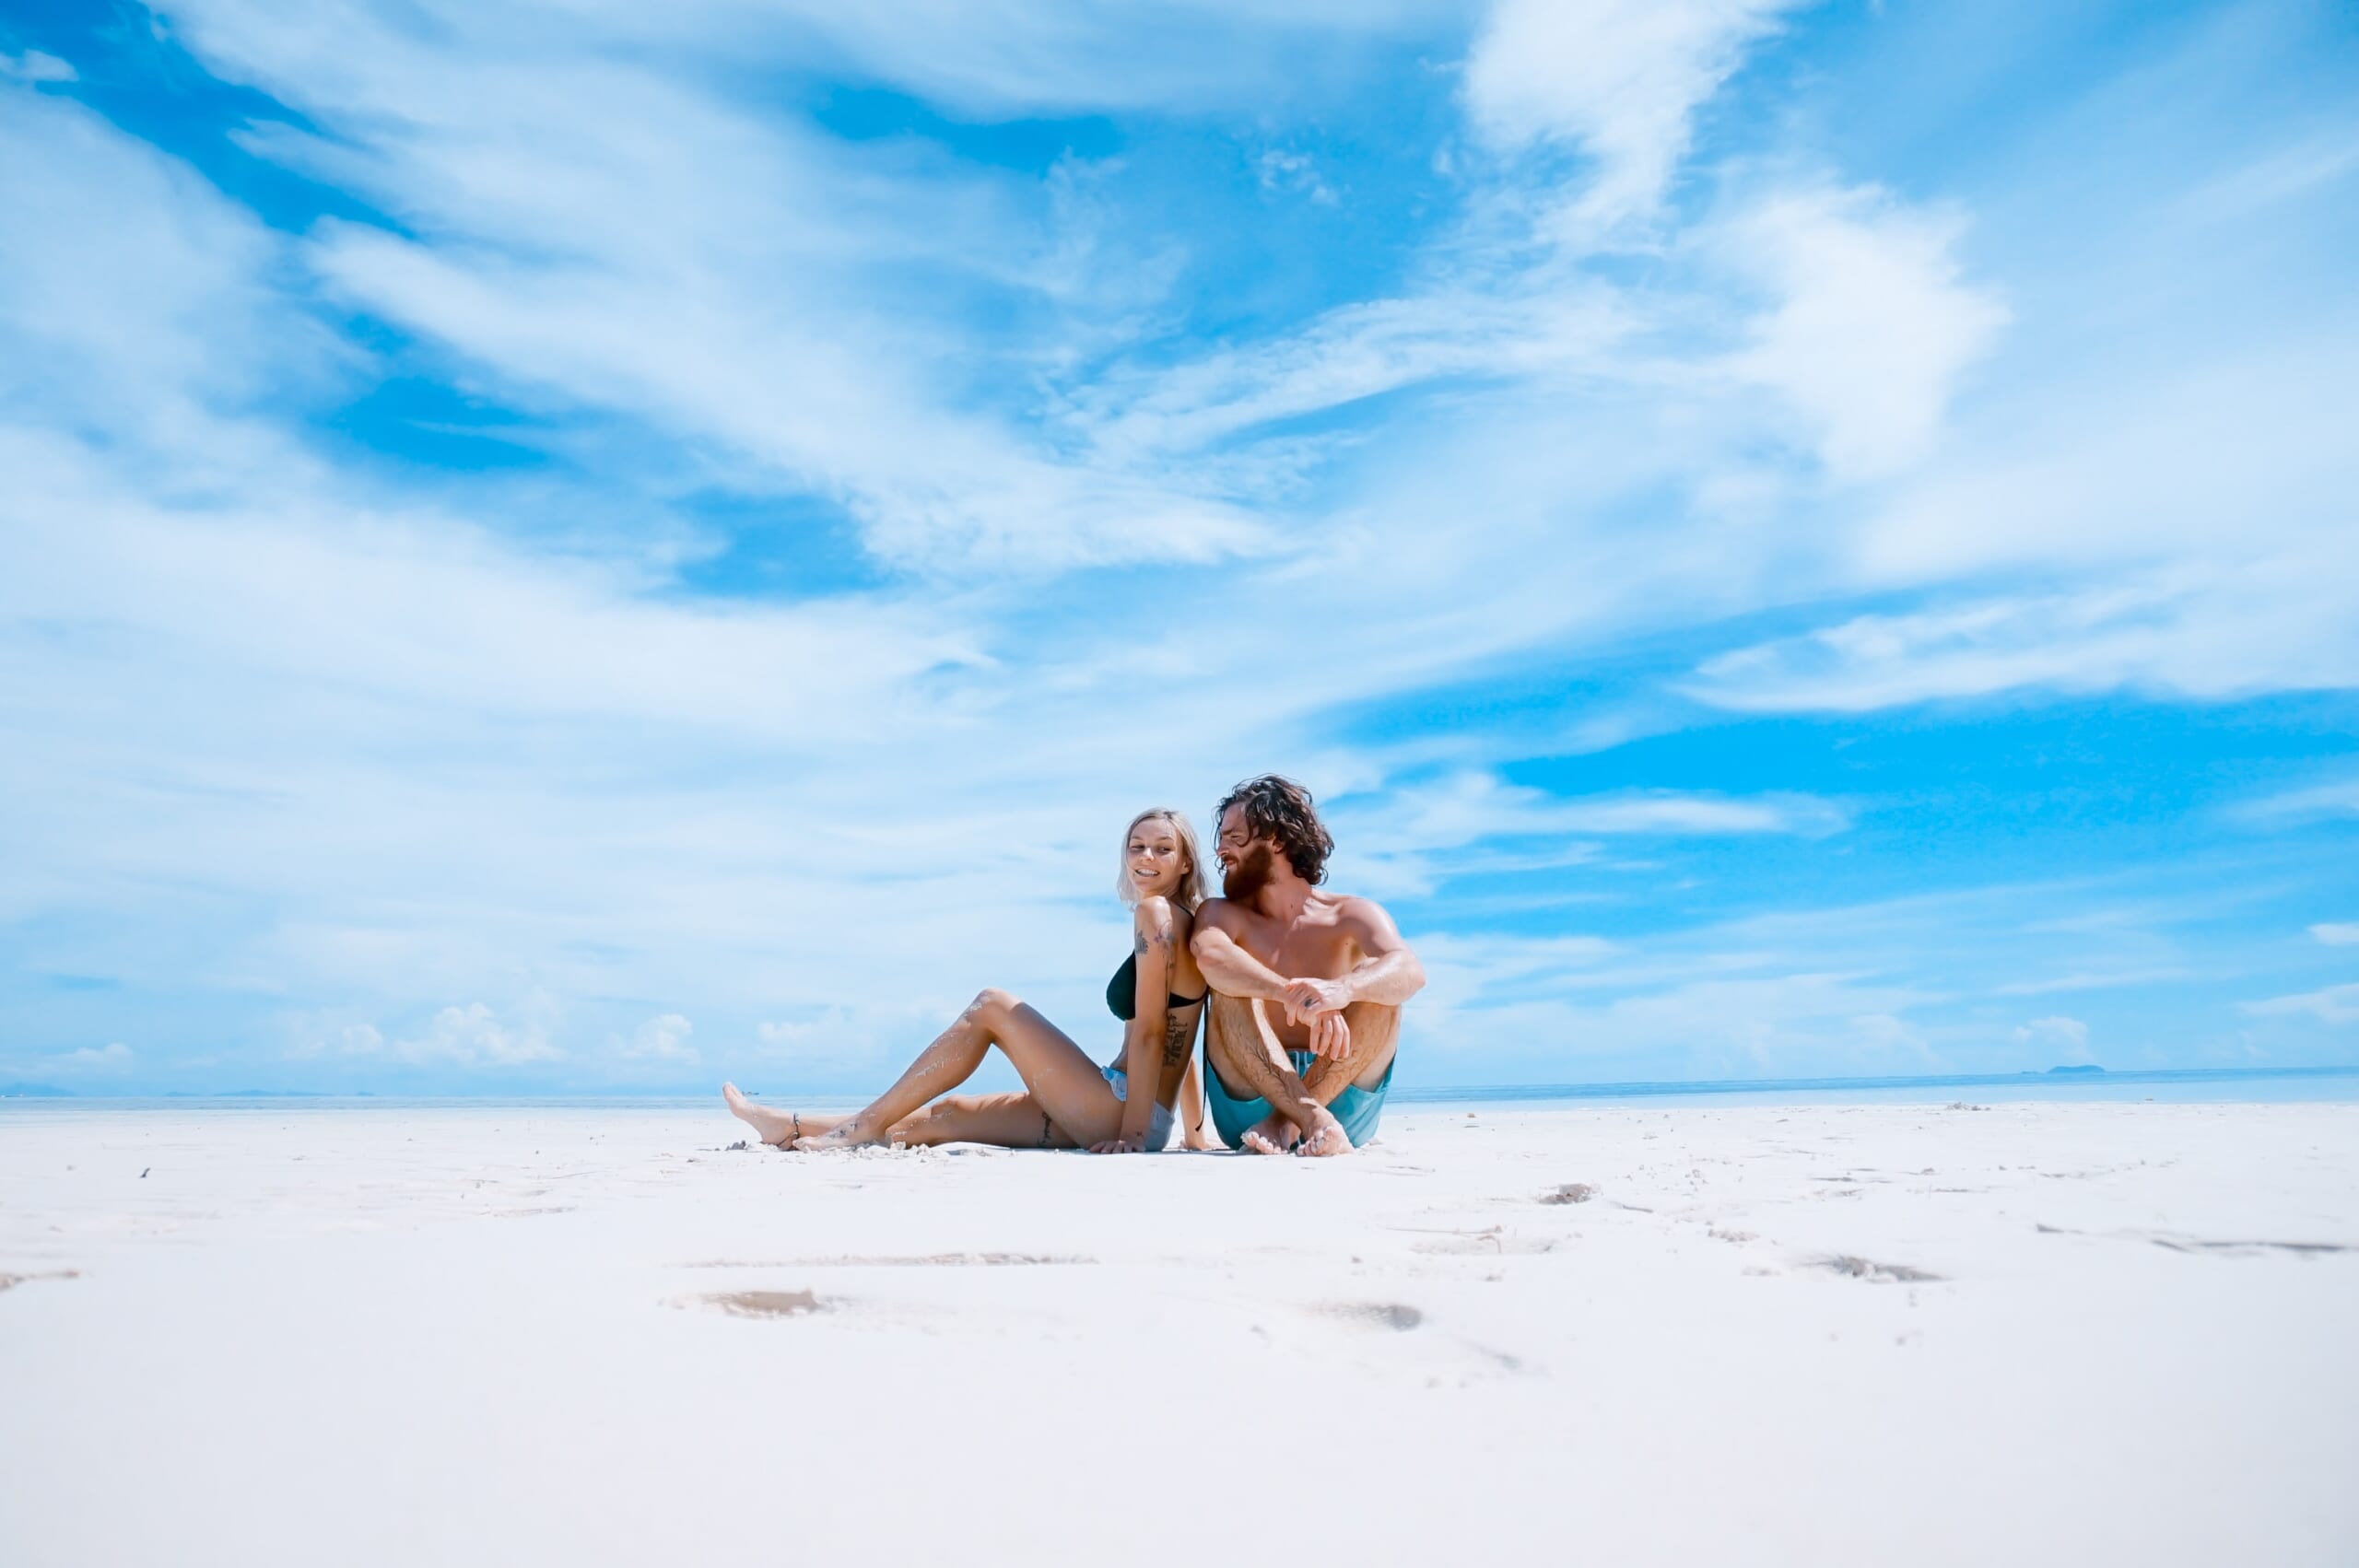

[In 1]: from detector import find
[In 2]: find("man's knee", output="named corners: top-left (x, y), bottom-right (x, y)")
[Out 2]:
top-left (1203, 995), bottom-right (1269, 1060)
top-left (1339, 1000), bottom-right (1402, 1084)
top-left (1343, 1000), bottom-right (1401, 1045)
top-left (1201, 998), bottom-right (1264, 1098)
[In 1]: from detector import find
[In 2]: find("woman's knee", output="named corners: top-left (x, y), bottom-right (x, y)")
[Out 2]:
top-left (969, 987), bottom-right (1020, 1022)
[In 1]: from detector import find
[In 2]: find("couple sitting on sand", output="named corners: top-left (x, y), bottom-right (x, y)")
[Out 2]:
top-left (724, 775), bottom-right (1424, 1157)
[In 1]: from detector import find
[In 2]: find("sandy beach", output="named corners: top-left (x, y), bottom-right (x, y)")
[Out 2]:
top-left (1, 1100), bottom-right (2353, 1566)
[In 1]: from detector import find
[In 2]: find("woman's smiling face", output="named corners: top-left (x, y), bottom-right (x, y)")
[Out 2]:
top-left (1126, 816), bottom-right (1186, 900)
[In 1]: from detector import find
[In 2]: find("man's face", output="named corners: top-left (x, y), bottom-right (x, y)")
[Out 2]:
top-left (1217, 805), bottom-right (1278, 902)
top-left (1217, 805), bottom-right (1273, 872)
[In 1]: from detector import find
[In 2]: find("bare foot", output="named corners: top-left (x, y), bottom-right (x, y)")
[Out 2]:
top-left (1238, 1111), bottom-right (1302, 1155)
top-left (1292, 1106), bottom-right (1354, 1158)
top-left (722, 1083), bottom-right (801, 1148)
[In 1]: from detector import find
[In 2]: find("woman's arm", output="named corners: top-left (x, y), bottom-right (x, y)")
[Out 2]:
top-left (1092, 899), bottom-right (1175, 1153)
top-left (1176, 1035), bottom-right (1218, 1149)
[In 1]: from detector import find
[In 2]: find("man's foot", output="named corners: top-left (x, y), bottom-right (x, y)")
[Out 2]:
top-left (1292, 1105), bottom-right (1355, 1158)
top-left (1238, 1111), bottom-right (1302, 1155)
top-left (722, 1083), bottom-right (800, 1148)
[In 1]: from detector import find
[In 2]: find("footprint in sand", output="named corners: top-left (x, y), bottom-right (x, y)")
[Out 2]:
top-left (1320, 1301), bottom-right (1425, 1331)
top-left (703, 1289), bottom-right (825, 1318)
top-left (0, 1270), bottom-right (82, 1293)
top-left (1819, 1255), bottom-right (1942, 1283)
top-left (1538, 1183), bottom-right (1596, 1205)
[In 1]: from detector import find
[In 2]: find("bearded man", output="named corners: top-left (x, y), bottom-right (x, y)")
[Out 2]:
top-left (1188, 775), bottom-right (1426, 1156)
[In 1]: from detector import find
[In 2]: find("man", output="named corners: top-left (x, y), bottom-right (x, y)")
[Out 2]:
top-left (1190, 775), bottom-right (1425, 1156)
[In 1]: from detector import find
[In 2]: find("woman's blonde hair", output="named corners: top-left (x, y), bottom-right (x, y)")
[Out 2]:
top-left (1116, 807), bottom-right (1209, 913)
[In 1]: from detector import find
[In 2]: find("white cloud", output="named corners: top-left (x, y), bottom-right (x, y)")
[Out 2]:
top-left (2311, 923), bottom-right (2359, 947)
top-left (389, 1004), bottom-right (562, 1066)
top-left (0, 88), bottom-right (331, 451)
top-left (1463, 0), bottom-right (1804, 225)
top-left (1722, 184), bottom-right (2008, 480)
top-left (49, 1041), bottom-right (134, 1073)
top-left (2011, 1014), bottom-right (2091, 1053)
top-left (1686, 562), bottom-right (2359, 713)
top-left (1073, 284), bottom-right (1631, 462)
top-left (456, 0), bottom-right (1462, 118)
top-left (621, 1013), bottom-right (698, 1063)
top-left (2244, 983), bottom-right (2359, 1026)
top-left (1256, 149), bottom-right (1338, 206)
top-left (1, 51), bottom-right (77, 84)
top-left (1332, 771), bottom-right (1847, 895)
top-left (2180, 130), bottom-right (2359, 224)
top-left (1993, 968), bottom-right (2193, 998)
top-left (153, 0), bottom-right (1293, 574)
top-left (2235, 776), bottom-right (2359, 825)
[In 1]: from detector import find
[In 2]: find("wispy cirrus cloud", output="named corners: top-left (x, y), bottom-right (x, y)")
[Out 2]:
top-left (0, 49), bottom-right (75, 83)
top-left (2245, 984), bottom-right (2359, 1027)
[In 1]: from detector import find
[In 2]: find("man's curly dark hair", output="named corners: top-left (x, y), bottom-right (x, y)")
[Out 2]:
top-left (1215, 775), bottom-right (1334, 886)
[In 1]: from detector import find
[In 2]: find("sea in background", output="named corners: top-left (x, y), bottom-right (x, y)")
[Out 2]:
top-left (6, 1065), bottom-right (2355, 1117)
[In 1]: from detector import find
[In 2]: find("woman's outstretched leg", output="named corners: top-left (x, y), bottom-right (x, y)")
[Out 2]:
top-left (722, 1084), bottom-right (856, 1148)
top-left (795, 989), bottom-right (1120, 1150)
top-left (888, 1091), bottom-right (1078, 1149)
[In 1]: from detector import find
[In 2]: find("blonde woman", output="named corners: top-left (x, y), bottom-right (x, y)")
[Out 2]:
top-left (722, 809), bottom-right (1219, 1153)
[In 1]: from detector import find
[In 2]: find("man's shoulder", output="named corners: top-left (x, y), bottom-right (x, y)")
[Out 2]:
top-left (1193, 895), bottom-right (1247, 930)
top-left (1319, 890), bottom-right (1402, 936)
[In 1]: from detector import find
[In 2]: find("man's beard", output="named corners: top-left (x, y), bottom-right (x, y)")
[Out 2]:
top-left (1223, 843), bottom-right (1275, 903)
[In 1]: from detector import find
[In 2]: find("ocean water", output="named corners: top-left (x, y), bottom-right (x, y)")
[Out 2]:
top-left (1391, 1064), bottom-right (2359, 1109)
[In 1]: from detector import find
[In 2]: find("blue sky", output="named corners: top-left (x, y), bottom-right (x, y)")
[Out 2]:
top-left (3, 0), bottom-right (2355, 1095)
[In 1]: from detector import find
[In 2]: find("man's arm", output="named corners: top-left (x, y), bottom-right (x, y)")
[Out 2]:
top-left (1190, 916), bottom-right (1289, 1000)
top-left (1279, 897), bottom-right (1426, 1017)
top-left (1200, 921), bottom-right (1350, 1055)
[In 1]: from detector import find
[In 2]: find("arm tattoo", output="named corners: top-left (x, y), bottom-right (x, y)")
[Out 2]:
top-left (1161, 1009), bottom-right (1192, 1070)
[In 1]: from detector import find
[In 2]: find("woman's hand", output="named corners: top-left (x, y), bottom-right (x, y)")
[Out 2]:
top-left (1088, 1134), bottom-right (1148, 1154)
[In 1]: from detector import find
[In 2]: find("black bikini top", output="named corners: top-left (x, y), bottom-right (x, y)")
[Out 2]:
top-left (1107, 953), bottom-right (1208, 1023)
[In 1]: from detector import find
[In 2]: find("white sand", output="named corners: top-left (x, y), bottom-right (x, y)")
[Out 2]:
top-left (1, 1100), bottom-right (2353, 1565)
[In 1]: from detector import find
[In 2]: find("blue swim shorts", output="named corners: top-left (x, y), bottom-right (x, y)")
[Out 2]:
top-left (1202, 1047), bottom-right (1392, 1150)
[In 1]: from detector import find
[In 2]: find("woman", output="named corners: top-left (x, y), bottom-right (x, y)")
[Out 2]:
top-left (722, 808), bottom-right (1219, 1153)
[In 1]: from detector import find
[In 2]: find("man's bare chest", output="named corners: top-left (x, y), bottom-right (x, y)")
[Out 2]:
top-left (1236, 917), bottom-right (1356, 979)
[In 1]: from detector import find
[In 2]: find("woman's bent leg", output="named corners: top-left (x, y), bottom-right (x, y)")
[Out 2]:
top-left (797, 989), bottom-right (1123, 1150)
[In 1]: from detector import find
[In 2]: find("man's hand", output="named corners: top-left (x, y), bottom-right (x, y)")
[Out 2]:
top-left (1306, 1008), bottom-right (1352, 1059)
top-left (1087, 1134), bottom-right (1147, 1154)
top-left (1279, 977), bottom-right (1353, 1058)
top-left (1281, 976), bottom-right (1350, 1018)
